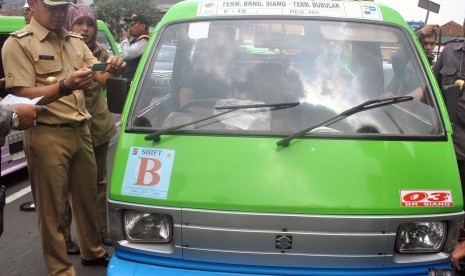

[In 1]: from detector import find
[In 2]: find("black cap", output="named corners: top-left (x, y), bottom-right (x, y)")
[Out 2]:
top-left (124, 14), bottom-right (149, 26)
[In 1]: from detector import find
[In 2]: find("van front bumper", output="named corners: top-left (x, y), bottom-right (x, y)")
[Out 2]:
top-left (107, 249), bottom-right (451, 276)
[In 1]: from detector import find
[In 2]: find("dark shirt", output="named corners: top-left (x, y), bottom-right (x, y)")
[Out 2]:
top-left (387, 50), bottom-right (420, 95)
top-left (179, 63), bottom-right (233, 101)
top-left (433, 39), bottom-right (465, 159)
top-left (433, 39), bottom-right (465, 89)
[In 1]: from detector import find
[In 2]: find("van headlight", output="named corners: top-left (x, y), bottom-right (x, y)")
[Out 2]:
top-left (396, 222), bottom-right (446, 253)
top-left (123, 211), bottom-right (173, 243)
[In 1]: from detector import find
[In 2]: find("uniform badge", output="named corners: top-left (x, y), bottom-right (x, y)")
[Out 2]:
top-left (39, 55), bottom-right (55, 60)
top-left (10, 30), bottom-right (32, 38)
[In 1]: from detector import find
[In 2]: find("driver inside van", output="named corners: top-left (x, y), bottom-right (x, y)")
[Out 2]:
top-left (179, 29), bottom-right (239, 114)
top-left (383, 47), bottom-right (426, 102)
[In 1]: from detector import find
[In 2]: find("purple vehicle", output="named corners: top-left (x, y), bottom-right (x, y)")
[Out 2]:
top-left (0, 16), bottom-right (27, 176)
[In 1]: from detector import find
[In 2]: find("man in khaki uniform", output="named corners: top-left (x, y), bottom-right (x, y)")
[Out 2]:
top-left (1, 0), bottom-right (125, 275)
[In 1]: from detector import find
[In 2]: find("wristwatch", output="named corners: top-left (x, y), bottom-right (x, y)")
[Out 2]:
top-left (10, 112), bottom-right (20, 129)
top-left (58, 79), bottom-right (73, 96)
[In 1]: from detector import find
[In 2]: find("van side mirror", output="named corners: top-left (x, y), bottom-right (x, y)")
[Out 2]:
top-left (106, 77), bottom-right (130, 114)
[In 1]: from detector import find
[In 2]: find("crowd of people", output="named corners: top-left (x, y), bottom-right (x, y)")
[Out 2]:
top-left (1, 0), bottom-right (465, 274)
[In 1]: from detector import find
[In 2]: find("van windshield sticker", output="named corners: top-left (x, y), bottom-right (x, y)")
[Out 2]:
top-left (400, 190), bottom-right (454, 207)
top-left (197, 0), bottom-right (382, 20)
top-left (188, 22), bottom-right (210, 39)
top-left (121, 147), bottom-right (175, 199)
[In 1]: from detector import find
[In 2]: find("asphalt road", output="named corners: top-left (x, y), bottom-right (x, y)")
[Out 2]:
top-left (0, 141), bottom-right (118, 276)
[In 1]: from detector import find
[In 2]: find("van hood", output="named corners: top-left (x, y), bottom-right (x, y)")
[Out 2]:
top-left (110, 135), bottom-right (462, 215)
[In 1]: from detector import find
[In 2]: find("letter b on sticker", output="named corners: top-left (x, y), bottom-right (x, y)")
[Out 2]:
top-left (136, 158), bottom-right (161, 186)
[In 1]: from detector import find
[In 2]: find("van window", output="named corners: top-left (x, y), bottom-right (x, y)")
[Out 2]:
top-left (97, 30), bottom-right (114, 56)
top-left (130, 19), bottom-right (443, 137)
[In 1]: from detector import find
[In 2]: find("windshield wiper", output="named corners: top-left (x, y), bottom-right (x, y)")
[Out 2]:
top-left (276, 96), bottom-right (414, 147)
top-left (145, 102), bottom-right (300, 142)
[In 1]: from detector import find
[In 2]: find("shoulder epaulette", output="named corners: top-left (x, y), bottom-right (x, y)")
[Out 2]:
top-left (445, 38), bottom-right (465, 45)
top-left (10, 30), bottom-right (33, 38)
top-left (68, 32), bottom-right (83, 39)
top-left (138, 34), bottom-right (150, 40)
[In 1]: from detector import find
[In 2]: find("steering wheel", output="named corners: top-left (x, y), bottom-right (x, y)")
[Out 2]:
top-left (309, 126), bottom-right (341, 133)
top-left (180, 98), bottom-right (220, 113)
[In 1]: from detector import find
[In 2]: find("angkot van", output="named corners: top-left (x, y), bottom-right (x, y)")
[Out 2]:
top-left (105, 0), bottom-right (465, 275)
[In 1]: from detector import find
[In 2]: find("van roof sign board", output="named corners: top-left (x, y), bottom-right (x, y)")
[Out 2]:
top-left (198, 0), bottom-right (382, 20)
top-left (418, 0), bottom-right (440, 14)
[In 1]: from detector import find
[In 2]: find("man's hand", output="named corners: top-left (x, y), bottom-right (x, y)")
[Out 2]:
top-left (420, 25), bottom-right (437, 36)
top-left (121, 28), bottom-right (130, 40)
top-left (91, 57), bottom-right (127, 86)
top-left (451, 241), bottom-right (465, 270)
top-left (104, 56), bottom-right (127, 76)
top-left (64, 67), bottom-right (94, 91)
top-left (10, 104), bottom-right (42, 130)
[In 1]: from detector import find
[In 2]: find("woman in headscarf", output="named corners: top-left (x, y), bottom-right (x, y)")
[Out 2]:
top-left (62, 4), bottom-right (116, 254)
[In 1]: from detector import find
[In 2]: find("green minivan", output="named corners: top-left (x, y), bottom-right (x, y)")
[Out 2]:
top-left (105, 1), bottom-right (464, 275)
top-left (97, 20), bottom-right (120, 58)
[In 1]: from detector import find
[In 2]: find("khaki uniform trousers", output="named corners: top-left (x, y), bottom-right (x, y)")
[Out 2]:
top-left (63, 140), bottom-right (110, 241)
top-left (95, 141), bottom-right (110, 237)
top-left (24, 124), bottom-right (105, 276)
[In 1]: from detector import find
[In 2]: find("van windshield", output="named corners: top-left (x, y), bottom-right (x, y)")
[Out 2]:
top-left (130, 19), bottom-right (444, 137)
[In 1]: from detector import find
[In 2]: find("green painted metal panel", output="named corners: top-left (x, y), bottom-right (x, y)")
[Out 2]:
top-left (0, 16), bottom-right (26, 33)
top-left (110, 135), bottom-right (461, 215)
top-left (97, 20), bottom-right (120, 56)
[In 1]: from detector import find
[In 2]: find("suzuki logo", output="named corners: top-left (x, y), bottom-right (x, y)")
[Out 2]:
top-left (275, 235), bottom-right (293, 250)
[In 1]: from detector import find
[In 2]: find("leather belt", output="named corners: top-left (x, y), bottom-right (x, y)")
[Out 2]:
top-left (36, 121), bottom-right (86, 128)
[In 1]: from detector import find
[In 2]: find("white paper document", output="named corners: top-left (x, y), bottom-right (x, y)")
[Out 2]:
top-left (0, 94), bottom-right (43, 105)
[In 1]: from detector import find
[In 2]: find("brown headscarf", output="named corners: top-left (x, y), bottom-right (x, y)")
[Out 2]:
top-left (65, 4), bottom-right (103, 57)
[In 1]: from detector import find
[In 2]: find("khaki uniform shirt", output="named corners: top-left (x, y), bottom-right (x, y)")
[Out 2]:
top-left (1, 18), bottom-right (98, 125)
top-left (85, 49), bottom-right (116, 147)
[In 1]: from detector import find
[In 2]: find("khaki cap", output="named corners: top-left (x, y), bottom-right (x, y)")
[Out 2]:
top-left (42, 0), bottom-right (73, 6)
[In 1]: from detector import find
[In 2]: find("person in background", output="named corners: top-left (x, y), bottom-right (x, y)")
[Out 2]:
top-left (1, 0), bottom-right (126, 274)
top-left (120, 14), bottom-right (150, 83)
top-left (382, 25), bottom-right (436, 102)
top-left (23, 2), bottom-right (33, 24)
top-left (415, 24), bottom-right (438, 65)
top-left (179, 30), bottom-right (238, 114)
top-left (434, 17), bottom-right (465, 268)
top-left (452, 240), bottom-right (465, 271)
top-left (433, 18), bottom-right (465, 205)
top-left (64, 3), bottom-right (116, 252)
